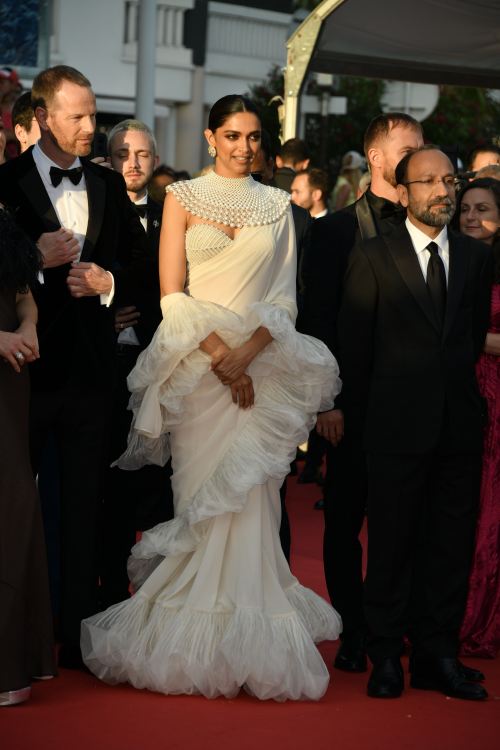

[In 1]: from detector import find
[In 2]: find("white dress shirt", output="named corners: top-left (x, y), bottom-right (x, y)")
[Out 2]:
top-left (405, 217), bottom-right (449, 284)
top-left (32, 142), bottom-right (114, 305)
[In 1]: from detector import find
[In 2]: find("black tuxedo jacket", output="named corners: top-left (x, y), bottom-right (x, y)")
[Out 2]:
top-left (337, 223), bottom-right (492, 454)
top-left (0, 148), bottom-right (150, 390)
top-left (129, 197), bottom-right (163, 348)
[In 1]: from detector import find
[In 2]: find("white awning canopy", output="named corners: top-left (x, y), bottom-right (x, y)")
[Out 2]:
top-left (283, 0), bottom-right (500, 139)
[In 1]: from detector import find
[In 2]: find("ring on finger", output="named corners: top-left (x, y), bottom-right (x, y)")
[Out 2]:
top-left (14, 351), bottom-right (25, 362)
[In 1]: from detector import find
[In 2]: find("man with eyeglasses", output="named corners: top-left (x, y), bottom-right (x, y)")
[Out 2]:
top-left (338, 146), bottom-right (491, 701)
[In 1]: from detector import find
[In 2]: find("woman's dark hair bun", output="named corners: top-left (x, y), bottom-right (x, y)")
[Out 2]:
top-left (208, 95), bottom-right (260, 133)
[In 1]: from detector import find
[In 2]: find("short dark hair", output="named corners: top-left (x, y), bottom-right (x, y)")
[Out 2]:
top-left (12, 91), bottom-right (34, 131)
top-left (152, 164), bottom-right (177, 180)
top-left (468, 143), bottom-right (500, 171)
top-left (279, 137), bottom-right (309, 168)
top-left (295, 167), bottom-right (328, 201)
top-left (208, 95), bottom-right (260, 133)
top-left (364, 112), bottom-right (423, 158)
top-left (31, 65), bottom-right (91, 110)
top-left (395, 144), bottom-right (446, 187)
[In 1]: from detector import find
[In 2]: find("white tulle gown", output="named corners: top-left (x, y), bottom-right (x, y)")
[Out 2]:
top-left (81, 171), bottom-right (342, 701)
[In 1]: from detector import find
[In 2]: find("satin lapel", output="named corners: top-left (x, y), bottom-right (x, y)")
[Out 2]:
top-left (17, 154), bottom-right (60, 231)
top-left (80, 163), bottom-right (105, 262)
top-left (384, 225), bottom-right (440, 333)
top-left (443, 230), bottom-right (468, 339)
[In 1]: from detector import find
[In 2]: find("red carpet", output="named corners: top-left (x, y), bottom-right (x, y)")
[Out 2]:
top-left (3, 477), bottom-right (499, 750)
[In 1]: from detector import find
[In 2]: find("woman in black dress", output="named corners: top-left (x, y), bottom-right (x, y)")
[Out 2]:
top-left (0, 209), bottom-right (55, 707)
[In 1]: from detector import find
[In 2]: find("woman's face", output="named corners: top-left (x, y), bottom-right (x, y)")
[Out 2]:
top-left (205, 111), bottom-right (261, 178)
top-left (459, 187), bottom-right (500, 245)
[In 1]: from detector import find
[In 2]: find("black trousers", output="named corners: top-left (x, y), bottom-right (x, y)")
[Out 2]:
top-left (100, 346), bottom-right (174, 607)
top-left (365, 448), bottom-right (482, 663)
top-left (30, 379), bottom-right (113, 649)
top-left (323, 434), bottom-right (367, 636)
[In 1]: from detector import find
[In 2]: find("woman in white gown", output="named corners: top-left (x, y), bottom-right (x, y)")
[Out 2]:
top-left (81, 96), bottom-right (342, 701)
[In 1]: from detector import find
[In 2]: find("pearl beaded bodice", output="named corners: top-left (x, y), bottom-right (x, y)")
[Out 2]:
top-left (185, 224), bottom-right (233, 268)
top-left (166, 170), bottom-right (290, 228)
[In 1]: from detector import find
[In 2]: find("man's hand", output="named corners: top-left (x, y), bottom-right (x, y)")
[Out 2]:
top-left (67, 262), bottom-right (113, 298)
top-left (115, 305), bottom-right (140, 332)
top-left (316, 409), bottom-right (344, 446)
top-left (37, 228), bottom-right (80, 269)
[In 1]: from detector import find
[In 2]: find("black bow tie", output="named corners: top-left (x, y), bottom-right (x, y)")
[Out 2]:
top-left (134, 203), bottom-right (147, 219)
top-left (49, 166), bottom-right (83, 187)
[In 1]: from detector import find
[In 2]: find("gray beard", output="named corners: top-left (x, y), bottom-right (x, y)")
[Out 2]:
top-left (412, 203), bottom-right (455, 227)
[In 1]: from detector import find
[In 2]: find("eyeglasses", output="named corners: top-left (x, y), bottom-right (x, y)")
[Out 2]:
top-left (404, 176), bottom-right (456, 189)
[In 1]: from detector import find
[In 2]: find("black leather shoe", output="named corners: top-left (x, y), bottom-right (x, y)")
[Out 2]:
top-left (367, 657), bottom-right (404, 698)
top-left (334, 635), bottom-right (367, 673)
top-left (457, 659), bottom-right (485, 682)
top-left (410, 657), bottom-right (488, 700)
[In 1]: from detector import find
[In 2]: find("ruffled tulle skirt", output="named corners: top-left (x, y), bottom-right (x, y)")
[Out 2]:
top-left (81, 293), bottom-right (342, 700)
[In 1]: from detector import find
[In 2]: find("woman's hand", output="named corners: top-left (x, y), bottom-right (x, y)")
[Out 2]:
top-left (0, 326), bottom-right (39, 373)
top-left (212, 343), bottom-right (254, 385)
top-left (229, 373), bottom-right (254, 409)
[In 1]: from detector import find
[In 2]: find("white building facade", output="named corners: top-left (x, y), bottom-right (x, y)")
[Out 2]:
top-left (36, 0), bottom-right (293, 172)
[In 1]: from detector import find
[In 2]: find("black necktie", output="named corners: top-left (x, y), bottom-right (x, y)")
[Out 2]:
top-left (134, 203), bottom-right (147, 219)
top-left (49, 166), bottom-right (83, 187)
top-left (426, 241), bottom-right (447, 327)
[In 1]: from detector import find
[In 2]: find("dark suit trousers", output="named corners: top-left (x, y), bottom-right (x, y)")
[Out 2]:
top-left (100, 346), bottom-right (174, 607)
top-left (365, 447), bottom-right (482, 663)
top-left (323, 434), bottom-right (367, 636)
top-left (30, 379), bottom-right (113, 649)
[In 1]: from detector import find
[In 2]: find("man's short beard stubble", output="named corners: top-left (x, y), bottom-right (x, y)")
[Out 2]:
top-left (47, 126), bottom-right (92, 158)
top-left (410, 199), bottom-right (456, 228)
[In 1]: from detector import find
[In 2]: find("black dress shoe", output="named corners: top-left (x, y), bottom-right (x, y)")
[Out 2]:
top-left (410, 657), bottom-right (488, 700)
top-left (367, 657), bottom-right (404, 698)
top-left (457, 659), bottom-right (485, 682)
top-left (334, 635), bottom-right (367, 673)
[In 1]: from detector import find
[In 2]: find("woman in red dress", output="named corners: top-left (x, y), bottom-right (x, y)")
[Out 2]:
top-left (457, 178), bottom-right (500, 658)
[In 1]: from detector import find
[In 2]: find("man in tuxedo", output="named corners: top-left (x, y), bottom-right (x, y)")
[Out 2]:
top-left (291, 168), bottom-right (329, 220)
top-left (100, 119), bottom-right (174, 607)
top-left (0, 65), bottom-right (149, 667)
top-left (273, 137), bottom-right (310, 193)
top-left (338, 146), bottom-right (491, 700)
top-left (298, 113), bottom-right (424, 672)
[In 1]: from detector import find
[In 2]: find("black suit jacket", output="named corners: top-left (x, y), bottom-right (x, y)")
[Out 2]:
top-left (0, 148), bottom-right (150, 390)
top-left (130, 197), bottom-right (163, 348)
top-left (337, 223), bottom-right (492, 454)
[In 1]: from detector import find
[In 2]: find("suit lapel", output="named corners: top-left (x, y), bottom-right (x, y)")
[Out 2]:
top-left (80, 161), bottom-right (105, 261)
top-left (17, 151), bottom-right (60, 231)
top-left (384, 224), bottom-right (441, 333)
top-left (443, 230), bottom-right (468, 339)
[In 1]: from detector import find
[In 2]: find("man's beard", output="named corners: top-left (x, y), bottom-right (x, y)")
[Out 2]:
top-left (410, 199), bottom-right (455, 227)
top-left (126, 173), bottom-right (150, 194)
top-left (48, 127), bottom-right (91, 157)
top-left (383, 164), bottom-right (397, 188)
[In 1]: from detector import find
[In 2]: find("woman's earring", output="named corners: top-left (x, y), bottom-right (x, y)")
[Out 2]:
top-left (208, 144), bottom-right (216, 158)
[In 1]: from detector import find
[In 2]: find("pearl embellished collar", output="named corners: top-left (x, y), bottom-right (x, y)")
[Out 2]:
top-left (166, 170), bottom-right (290, 228)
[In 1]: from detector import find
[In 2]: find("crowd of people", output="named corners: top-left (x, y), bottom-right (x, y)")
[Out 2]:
top-left (0, 64), bottom-right (498, 707)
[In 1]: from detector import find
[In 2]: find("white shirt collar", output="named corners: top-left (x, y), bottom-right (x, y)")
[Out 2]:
top-left (32, 141), bottom-right (82, 183)
top-left (405, 217), bottom-right (448, 255)
top-left (312, 208), bottom-right (328, 219)
top-left (133, 194), bottom-right (148, 206)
